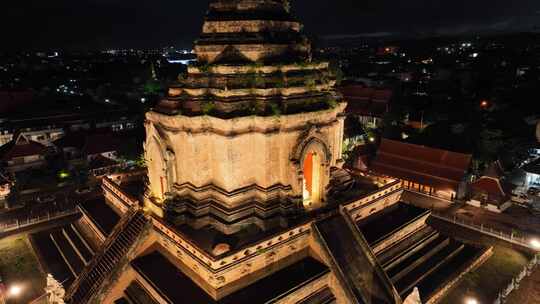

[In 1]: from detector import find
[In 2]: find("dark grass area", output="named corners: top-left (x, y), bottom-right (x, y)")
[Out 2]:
top-left (132, 250), bottom-right (329, 304)
top-left (415, 245), bottom-right (486, 301)
top-left (438, 246), bottom-right (528, 304)
top-left (0, 235), bottom-right (46, 304)
top-left (80, 197), bottom-right (120, 235)
top-left (427, 218), bottom-right (530, 304)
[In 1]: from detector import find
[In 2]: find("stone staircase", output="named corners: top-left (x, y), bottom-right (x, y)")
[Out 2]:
top-left (65, 209), bottom-right (148, 304)
top-left (371, 214), bottom-right (466, 297)
top-left (46, 224), bottom-right (95, 277)
top-left (297, 287), bottom-right (337, 304)
top-left (313, 210), bottom-right (401, 304)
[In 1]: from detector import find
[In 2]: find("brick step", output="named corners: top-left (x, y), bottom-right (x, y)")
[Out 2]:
top-left (62, 227), bottom-right (93, 264)
top-left (387, 235), bottom-right (449, 281)
top-left (395, 241), bottom-right (465, 296)
top-left (379, 227), bottom-right (439, 270)
top-left (297, 287), bottom-right (336, 304)
top-left (50, 231), bottom-right (86, 276)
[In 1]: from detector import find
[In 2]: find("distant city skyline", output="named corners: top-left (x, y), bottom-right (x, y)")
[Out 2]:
top-left (3, 0), bottom-right (540, 50)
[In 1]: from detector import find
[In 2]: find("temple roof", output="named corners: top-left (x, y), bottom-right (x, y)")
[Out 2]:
top-left (471, 176), bottom-right (509, 200)
top-left (340, 85), bottom-right (392, 118)
top-left (54, 131), bottom-right (121, 156)
top-left (370, 139), bottom-right (472, 190)
top-left (0, 133), bottom-right (47, 161)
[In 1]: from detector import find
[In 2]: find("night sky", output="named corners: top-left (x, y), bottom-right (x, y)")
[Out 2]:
top-left (3, 0), bottom-right (540, 50)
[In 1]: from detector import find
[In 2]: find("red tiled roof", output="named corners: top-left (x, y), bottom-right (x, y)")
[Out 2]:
top-left (370, 139), bottom-right (472, 190)
top-left (54, 131), bottom-right (120, 156)
top-left (471, 177), bottom-right (506, 198)
top-left (339, 85), bottom-right (392, 117)
top-left (0, 134), bottom-right (47, 161)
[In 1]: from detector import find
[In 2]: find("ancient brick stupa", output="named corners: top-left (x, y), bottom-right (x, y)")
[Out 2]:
top-left (64, 1), bottom-right (489, 303)
top-left (144, 0), bottom-right (346, 226)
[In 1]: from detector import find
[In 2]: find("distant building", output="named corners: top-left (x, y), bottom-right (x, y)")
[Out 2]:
top-left (467, 162), bottom-right (513, 213)
top-left (0, 172), bottom-right (12, 201)
top-left (371, 139), bottom-right (472, 200)
top-left (0, 132), bottom-right (47, 172)
top-left (54, 131), bottom-right (120, 162)
top-left (0, 108), bottom-right (137, 147)
top-left (523, 158), bottom-right (540, 189)
top-left (339, 83), bottom-right (392, 128)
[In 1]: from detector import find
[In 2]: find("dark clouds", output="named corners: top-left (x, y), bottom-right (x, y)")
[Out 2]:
top-left (3, 0), bottom-right (540, 50)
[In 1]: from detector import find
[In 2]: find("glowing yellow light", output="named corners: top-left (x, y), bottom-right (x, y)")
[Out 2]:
top-left (58, 171), bottom-right (69, 179)
top-left (530, 239), bottom-right (540, 249)
top-left (369, 137), bottom-right (375, 142)
top-left (8, 285), bottom-right (22, 297)
top-left (465, 298), bottom-right (478, 304)
top-left (480, 100), bottom-right (489, 108)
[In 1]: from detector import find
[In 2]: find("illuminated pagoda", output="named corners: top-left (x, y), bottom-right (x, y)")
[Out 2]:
top-left (64, 1), bottom-right (490, 303)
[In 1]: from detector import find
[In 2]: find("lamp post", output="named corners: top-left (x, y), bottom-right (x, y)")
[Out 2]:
top-left (465, 297), bottom-right (479, 304)
top-left (7, 284), bottom-right (23, 304)
top-left (530, 238), bottom-right (540, 250)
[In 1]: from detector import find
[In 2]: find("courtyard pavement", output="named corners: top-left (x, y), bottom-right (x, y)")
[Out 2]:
top-left (402, 191), bottom-right (540, 240)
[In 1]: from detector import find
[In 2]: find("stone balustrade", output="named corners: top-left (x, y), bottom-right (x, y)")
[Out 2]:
top-left (102, 176), bottom-right (139, 213)
top-left (152, 216), bottom-right (311, 296)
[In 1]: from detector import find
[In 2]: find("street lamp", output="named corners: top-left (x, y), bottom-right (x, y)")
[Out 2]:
top-left (8, 284), bottom-right (22, 297)
top-left (530, 238), bottom-right (540, 250)
top-left (465, 297), bottom-right (478, 304)
top-left (480, 100), bottom-right (489, 109)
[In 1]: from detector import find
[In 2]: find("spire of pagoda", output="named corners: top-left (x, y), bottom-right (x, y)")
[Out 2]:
top-left (154, 0), bottom-right (343, 118)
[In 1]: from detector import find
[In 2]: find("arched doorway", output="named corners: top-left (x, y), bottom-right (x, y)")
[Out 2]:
top-left (303, 151), bottom-right (322, 208)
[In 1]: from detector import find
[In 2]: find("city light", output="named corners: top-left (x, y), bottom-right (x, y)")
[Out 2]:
top-left (369, 137), bottom-right (375, 143)
top-left (8, 285), bottom-right (22, 297)
top-left (58, 170), bottom-right (70, 179)
top-left (480, 100), bottom-right (489, 108)
top-left (530, 238), bottom-right (540, 249)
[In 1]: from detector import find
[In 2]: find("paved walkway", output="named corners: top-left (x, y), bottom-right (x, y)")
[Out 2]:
top-left (402, 191), bottom-right (540, 240)
top-left (505, 266), bottom-right (540, 304)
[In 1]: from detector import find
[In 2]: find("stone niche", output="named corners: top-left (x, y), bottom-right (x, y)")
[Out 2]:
top-left (144, 104), bottom-right (346, 213)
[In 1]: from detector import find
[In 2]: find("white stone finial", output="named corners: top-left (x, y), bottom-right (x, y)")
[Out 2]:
top-left (403, 287), bottom-right (422, 304)
top-left (44, 274), bottom-right (65, 304)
